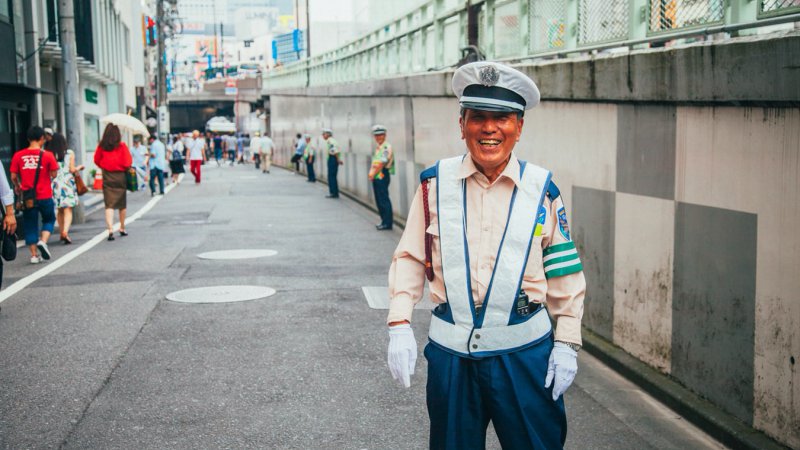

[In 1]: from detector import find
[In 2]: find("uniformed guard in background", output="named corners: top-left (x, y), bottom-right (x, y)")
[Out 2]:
top-left (322, 128), bottom-right (342, 198)
top-left (302, 134), bottom-right (316, 182)
top-left (369, 125), bottom-right (395, 230)
top-left (386, 61), bottom-right (586, 449)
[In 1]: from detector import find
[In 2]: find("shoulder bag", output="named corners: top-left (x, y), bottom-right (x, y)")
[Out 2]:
top-left (17, 150), bottom-right (43, 210)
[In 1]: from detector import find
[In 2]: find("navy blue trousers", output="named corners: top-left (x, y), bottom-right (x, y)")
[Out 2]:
top-left (327, 157), bottom-right (339, 196)
top-left (306, 161), bottom-right (316, 181)
top-left (425, 337), bottom-right (567, 450)
top-left (372, 171), bottom-right (393, 227)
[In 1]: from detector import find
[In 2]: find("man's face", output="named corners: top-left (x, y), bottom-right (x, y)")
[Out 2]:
top-left (305, 137), bottom-right (311, 143)
top-left (192, 131), bottom-right (199, 139)
top-left (459, 109), bottom-right (524, 174)
top-left (374, 134), bottom-right (386, 145)
top-left (322, 132), bottom-right (330, 140)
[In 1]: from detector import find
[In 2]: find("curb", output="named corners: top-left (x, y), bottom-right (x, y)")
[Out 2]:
top-left (581, 328), bottom-right (788, 450)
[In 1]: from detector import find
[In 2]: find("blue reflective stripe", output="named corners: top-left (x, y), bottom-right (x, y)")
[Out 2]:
top-left (547, 180), bottom-right (560, 201)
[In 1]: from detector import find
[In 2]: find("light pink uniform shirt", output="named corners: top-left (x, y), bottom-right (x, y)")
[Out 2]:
top-left (387, 153), bottom-right (586, 345)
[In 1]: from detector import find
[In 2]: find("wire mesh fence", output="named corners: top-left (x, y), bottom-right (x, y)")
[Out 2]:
top-left (578, 0), bottom-right (629, 45)
top-left (649, 0), bottom-right (725, 33)
top-left (530, 0), bottom-right (568, 52)
top-left (760, 0), bottom-right (800, 16)
top-left (494, 0), bottom-right (522, 58)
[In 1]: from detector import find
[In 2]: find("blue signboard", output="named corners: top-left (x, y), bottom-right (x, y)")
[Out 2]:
top-left (272, 29), bottom-right (305, 64)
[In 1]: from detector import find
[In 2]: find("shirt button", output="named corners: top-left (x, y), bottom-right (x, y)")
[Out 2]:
top-left (472, 344), bottom-right (478, 349)
top-left (475, 334), bottom-right (481, 339)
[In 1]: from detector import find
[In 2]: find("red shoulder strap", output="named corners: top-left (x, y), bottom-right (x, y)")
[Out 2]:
top-left (421, 179), bottom-right (434, 281)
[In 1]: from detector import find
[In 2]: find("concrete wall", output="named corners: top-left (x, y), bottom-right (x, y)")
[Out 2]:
top-left (267, 32), bottom-right (800, 447)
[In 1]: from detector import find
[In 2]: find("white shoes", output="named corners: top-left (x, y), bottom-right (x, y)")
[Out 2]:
top-left (30, 255), bottom-right (42, 264)
top-left (36, 241), bottom-right (51, 260)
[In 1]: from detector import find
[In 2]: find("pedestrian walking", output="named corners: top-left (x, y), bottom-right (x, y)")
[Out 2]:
top-left (243, 133), bottom-right (251, 164)
top-left (386, 62), bottom-right (586, 450)
top-left (368, 125), bottom-right (394, 230)
top-left (250, 131), bottom-right (262, 169)
top-left (236, 134), bottom-right (245, 164)
top-left (93, 123), bottom-right (132, 241)
top-left (226, 134), bottom-right (236, 165)
top-left (322, 128), bottom-right (342, 198)
top-left (10, 126), bottom-right (58, 263)
top-left (47, 132), bottom-right (84, 244)
top-left (302, 134), bottom-right (316, 182)
top-left (213, 133), bottom-right (223, 166)
top-left (187, 130), bottom-right (206, 183)
top-left (168, 135), bottom-right (186, 184)
top-left (130, 136), bottom-right (149, 191)
top-left (291, 133), bottom-right (305, 173)
top-left (260, 132), bottom-right (274, 174)
top-left (147, 135), bottom-right (166, 196)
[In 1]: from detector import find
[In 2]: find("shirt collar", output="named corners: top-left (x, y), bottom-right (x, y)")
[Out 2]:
top-left (458, 152), bottom-right (522, 188)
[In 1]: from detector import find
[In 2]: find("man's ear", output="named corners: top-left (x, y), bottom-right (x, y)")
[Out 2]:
top-left (516, 117), bottom-right (524, 142)
top-left (459, 115), bottom-right (465, 140)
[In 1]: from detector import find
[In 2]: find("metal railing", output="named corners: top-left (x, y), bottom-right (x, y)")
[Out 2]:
top-left (264, 0), bottom-right (800, 91)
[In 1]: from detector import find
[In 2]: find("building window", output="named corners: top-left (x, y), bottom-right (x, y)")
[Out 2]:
top-left (0, 0), bottom-right (11, 23)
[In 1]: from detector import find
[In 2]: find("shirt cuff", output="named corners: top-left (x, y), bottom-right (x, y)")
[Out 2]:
top-left (553, 316), bottom-right (582, 346)
top-left (1, 193), bottom-right (14, 207)
top-left (387, 294), bottom-right (415, 325)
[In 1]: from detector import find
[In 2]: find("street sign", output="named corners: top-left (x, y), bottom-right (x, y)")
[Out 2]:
top-left (225, 87), bottom-right (238, 96)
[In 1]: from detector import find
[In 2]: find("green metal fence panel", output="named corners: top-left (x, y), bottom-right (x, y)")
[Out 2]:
top-left (262, 0), bottom-right (800, 91)
top-left (578, 0), bottom-right (630, 45)
top-left (759, 0), bottom-right (800, 17)
top-left (530, 0), bottom-right (569, 52)
top-left (648, 0), bottom-right (726, 34)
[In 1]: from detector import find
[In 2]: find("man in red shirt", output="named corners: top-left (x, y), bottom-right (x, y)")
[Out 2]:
top-left (10, 126), bottom-right (59, 264)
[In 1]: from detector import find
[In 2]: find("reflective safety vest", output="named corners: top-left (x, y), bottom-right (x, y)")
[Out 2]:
top-left (428, 155), bottom-right (554, 358)
top-left (372, 142), bottom-right (395, 179)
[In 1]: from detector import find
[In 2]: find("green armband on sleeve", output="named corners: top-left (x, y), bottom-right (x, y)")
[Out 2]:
top-left (542, 241), bottom-right (583, 278)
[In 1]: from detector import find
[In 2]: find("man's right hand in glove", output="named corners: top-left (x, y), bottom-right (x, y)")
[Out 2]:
top-left (387, 322), bottom-right (417, 388)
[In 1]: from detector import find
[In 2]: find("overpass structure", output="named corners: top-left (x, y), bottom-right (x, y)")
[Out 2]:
top-left (259, 1), bottom-right (800, 448)
top-left (168, 76), bottom-right (265, 134)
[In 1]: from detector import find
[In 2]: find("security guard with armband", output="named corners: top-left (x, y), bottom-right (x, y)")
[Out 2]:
top-left (322, 128), bottom-right (342, 198)
top-left (369, 125), bottom-right (395, 230)
top-left (386, 62), bottom-right (586, 450)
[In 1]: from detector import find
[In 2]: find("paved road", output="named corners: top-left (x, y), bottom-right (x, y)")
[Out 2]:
top-left (0, 164), bottom-right (726, 449)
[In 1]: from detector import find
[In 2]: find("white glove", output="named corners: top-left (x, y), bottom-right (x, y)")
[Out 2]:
top-left (544, 342), bottom-right (578, 401)
top-left (387, 324), bottom-right (418, 388)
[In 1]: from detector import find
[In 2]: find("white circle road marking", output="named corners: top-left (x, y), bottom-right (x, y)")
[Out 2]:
top-left (197, 249), bottom-right (278, 260)
top-left (166, 285), bottom-right (277, 304)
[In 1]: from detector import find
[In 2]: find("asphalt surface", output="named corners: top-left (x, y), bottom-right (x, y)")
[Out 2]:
top-left (0, 163), bottom-right (727, 449)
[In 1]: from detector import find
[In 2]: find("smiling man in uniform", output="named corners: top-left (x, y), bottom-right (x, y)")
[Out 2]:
top-left (386, 62), bottom-right (586, 449)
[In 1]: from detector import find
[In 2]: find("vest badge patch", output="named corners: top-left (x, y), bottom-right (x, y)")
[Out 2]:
top-left (557, 207), bottom-right (571, 241)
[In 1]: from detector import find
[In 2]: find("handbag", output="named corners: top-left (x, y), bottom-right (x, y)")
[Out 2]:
top-left (125, 168), bottom-right (139, 192)
top-left (18, 150), bottom-right (44, 210)
top-left (73, 172), bottom-right (88, 195)
top-left (0, 228), bottom-right (16, 262)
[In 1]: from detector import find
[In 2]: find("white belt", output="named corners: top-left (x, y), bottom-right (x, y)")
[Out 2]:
top-left (429, 307), bottom-right (552, 358)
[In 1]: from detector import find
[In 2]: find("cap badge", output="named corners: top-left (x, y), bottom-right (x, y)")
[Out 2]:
top-left (479, 65), bottom-right (499, 87)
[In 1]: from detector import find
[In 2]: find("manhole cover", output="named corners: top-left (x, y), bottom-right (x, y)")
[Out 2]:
top-left (166, 285), bottom-right (276, 304)
top-left (197, 249), bottom-right (278, 260)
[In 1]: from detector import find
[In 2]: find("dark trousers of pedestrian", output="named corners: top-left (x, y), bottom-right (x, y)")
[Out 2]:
top-left (291, 154), bottom-right (302, 172)
top-left (372, 171), bottom-right (392, 228)
top-left (306, 161), bottom-right (316, 182)
top-left (149, 168), bottom-right (165, 194)
top-left (190, 160), bottom-right (202, 183)
top-left (424, 335), bottom-right (567, 450)
top-left (327, 157), bottom-right (339, 197)
top-left (22, 198), bottom-right (56, 245)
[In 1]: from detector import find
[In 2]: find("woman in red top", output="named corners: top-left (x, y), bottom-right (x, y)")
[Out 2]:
top-left (94, 124), bottom-right (132, 241)
top-left (10, 126), bottom-right (59, 264)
